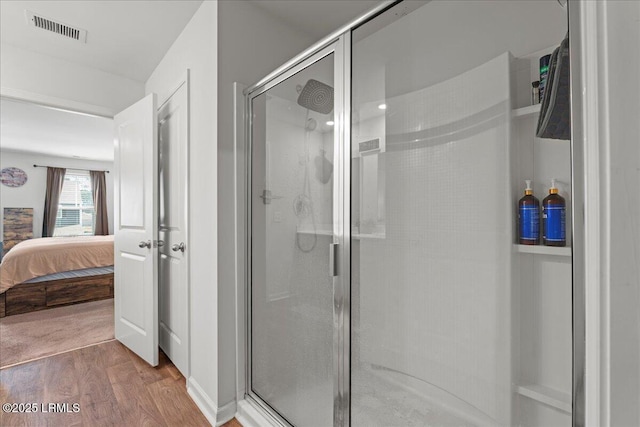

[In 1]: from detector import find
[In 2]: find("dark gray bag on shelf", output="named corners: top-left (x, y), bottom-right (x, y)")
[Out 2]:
top-left (536, 35), bottom-right (571, 140)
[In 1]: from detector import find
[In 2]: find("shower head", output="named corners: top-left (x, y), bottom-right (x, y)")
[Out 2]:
top-left (297, 79), bottom-right (334, 115)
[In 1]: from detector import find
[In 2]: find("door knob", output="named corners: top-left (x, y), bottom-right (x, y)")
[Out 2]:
top-left (138, 240), bottom-right (152, 249)
top-left (171, 242), bottom-right (185, 252)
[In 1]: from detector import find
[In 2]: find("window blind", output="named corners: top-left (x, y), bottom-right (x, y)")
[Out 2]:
top-left (54, 170), bottom-right (95, 236)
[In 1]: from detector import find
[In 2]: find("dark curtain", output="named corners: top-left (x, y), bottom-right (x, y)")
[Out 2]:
top-left (90, 170), bottom-right (109, 235)
top-left (42, 167), bottom-right (66, 237)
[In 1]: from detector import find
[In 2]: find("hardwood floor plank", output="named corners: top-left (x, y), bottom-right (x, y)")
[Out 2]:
top-left (146, 377), bottom-right (210, 426)
top-left (41, 352), bottom-right (83, 427)
top-left (0, 359), bottom-right (48, 426)
top-left (90, 336), bottom-right (130, 367)
top-left (162, 354), bottom-right (183, 381)
top-left (107, 360), bottom-right (168, 427)
top-left (72, 344), bottom-right (125, 426)
top-left (42, 351), bottom-right (79, 399)
top-left (1, 341), bottom-right (213, 426)
top-left (124, 345), bottom-right (174, 385)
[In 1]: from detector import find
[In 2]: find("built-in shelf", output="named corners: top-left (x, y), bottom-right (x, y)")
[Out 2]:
top-left (297, 228), bottom-right (333, 237)
top-left (512, 103), bottom-right (541, 118)
top-left (513, 244), bottom-right (571, 257)
top-left (354, 233), bottom-right (385, 240)
top-left (516, 383), bottom-right (572, 414)
top-left (296, 228), bottom-right (385, 240)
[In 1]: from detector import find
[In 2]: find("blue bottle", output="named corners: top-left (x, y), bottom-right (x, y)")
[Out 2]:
top-left (542, 179), bottom-right (566, 247)
top-left (518, 180), bottom-right (540, 245)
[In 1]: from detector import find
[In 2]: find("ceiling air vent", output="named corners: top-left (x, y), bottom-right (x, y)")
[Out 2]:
top-left (25, 10), bottom-right (87, 43)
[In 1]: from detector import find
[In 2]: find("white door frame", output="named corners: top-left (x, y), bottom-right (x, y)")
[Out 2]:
top-left (0, 89), bottom-right (191, 374)
top-left (233, 82), bottom-right (248, 402)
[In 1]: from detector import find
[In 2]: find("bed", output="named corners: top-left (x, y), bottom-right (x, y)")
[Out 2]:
top-left (0, 236), bottom-right (114, 318)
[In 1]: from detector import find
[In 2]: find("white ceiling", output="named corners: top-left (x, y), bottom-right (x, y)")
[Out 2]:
top-left (247, 0), bottom-right (381, 42)
top-left (0, 0), bottom-right (382, 161)
top-left (0, 98), bottom-right (114, 161)
top-left (0, 0), bottom-right (203, 82)
top-left (0, 0), bottom-right (380, 83)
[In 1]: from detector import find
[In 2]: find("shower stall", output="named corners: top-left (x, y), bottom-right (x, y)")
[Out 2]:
top-left (242, 1), bottom-right (580, 426)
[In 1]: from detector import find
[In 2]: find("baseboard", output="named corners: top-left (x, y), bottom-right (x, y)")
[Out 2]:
top-left (236, 399), bottom-right (280, 427)
top-left (187, 377), bottom-right (218, 426)
top-left (187, 377), bottom-right (237, 426)
top-left (216, 400), bottom-right (237, 426)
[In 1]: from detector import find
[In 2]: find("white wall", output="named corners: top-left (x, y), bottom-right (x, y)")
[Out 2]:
top-left (216, 0), bottom-right (316, 411)
top-left (351, 54), bottom-right (513, 425)
top-left (604, 1), bottom-right (640, 425)
top-left (0, 150), bottom-right (114, 239)
top-left (144, 1), bottom-right (220, 424)
top-left (0, 43), bottom-right (144, 116)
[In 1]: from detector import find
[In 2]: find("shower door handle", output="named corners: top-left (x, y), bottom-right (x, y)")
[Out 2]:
top-left (329, 243), bottom-right (338, 277)
top-left (259, 189), bottom-right (283, 205)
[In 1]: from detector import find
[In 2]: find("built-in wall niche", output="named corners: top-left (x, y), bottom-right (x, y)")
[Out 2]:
top-left (511, 46), bottom-right (573, 425)
top-left (355, 138), bottom-right (385, 236)
top-left (351, 113), bottom-right (386, 239)
top-left (512, 45), bottom-right (573, 250)
top-left (513, 105), bottom-right (572, 250)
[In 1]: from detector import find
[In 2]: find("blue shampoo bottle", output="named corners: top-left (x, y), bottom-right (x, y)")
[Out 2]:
top-left (519, 180), bottom-right (540, 245)
top-left (542, 179), bottom-right (566, 246)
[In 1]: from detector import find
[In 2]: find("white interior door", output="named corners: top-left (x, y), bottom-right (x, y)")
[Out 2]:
top-left (158, 78), bottom-right (189, 376)
top-left (114, 93), bottom-right (159, 366)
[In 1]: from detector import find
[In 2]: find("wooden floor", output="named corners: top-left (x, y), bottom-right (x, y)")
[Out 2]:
top-left (0, 340), bottom-right (242, 426)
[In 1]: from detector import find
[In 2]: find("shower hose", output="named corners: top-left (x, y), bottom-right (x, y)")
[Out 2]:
top-left (295, 110), bottom-right (318, 253)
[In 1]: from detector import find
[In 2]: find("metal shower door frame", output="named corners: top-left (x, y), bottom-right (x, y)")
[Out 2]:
top-left (243, 35), bottom-right (352, 426)
top-left (241, 0), bottom-right (586, 425)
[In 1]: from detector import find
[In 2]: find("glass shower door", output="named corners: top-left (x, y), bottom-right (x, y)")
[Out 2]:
top-left (350, 2), bottom-right (571, 427)
top-left (249, 51), bottom-right (338, 426)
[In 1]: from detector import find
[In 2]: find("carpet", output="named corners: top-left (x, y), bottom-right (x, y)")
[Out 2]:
top-left (0, 299), bottom-right (114, 369)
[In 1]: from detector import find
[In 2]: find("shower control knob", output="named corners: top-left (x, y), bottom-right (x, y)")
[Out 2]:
top-left (259, 189), bottom-right (283, 205)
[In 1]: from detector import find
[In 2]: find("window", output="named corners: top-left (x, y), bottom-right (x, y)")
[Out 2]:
top-left (54, 170), bottom-right (94, 236)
